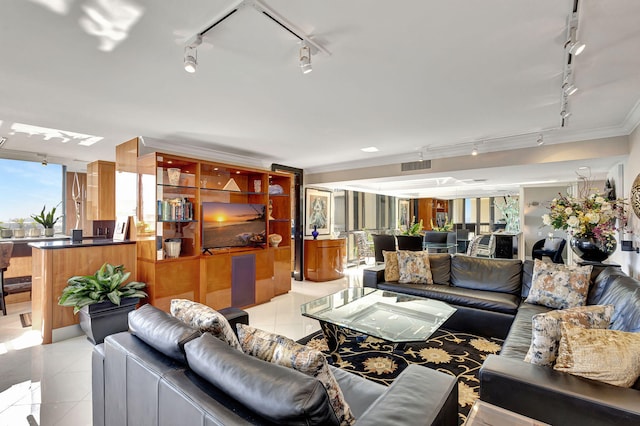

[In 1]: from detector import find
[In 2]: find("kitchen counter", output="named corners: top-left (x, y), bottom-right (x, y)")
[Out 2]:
top-left (30, 239), bottom-right (137, 344)
top-left (29, 239), bottom-right (135, 250)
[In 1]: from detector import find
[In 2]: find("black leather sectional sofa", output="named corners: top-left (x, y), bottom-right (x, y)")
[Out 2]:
top-left (92, 303), bottom-right (459, 426)
top-left (363, 254), bottom-right (640, 425)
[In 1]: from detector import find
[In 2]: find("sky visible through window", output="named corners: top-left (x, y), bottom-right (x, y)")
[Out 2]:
top-left (0, 158), bottom-right (63, 225)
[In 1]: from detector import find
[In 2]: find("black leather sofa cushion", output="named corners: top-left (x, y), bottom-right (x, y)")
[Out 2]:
top-left (499, 302), bottom-right (550, 360)
top-left (185, 333), bottom-right (340, 426)
top-left (428, 253), bottom-right (451, 284)
top-left (128, 304), bottom-right (201, 364)
top-left (377, 282), bottom-right (520, 315)
top-left (521, 260), bottom-right (534, 298)
top-left (595, 275), bottom-right (640, 332)
top-left (451, 255), bottom-right (522, 296)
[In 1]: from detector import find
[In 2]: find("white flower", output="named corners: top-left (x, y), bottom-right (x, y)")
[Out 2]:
top-left (595, 196), bottom-right (605, 204)
top-left (601, 202), bottom-right (612, 211)
top-left (585, 212), bottom-right (600, 224)
top-left (542, 214), bottom-right (551, 226)
top-left (564, 207), bottom-right (573, 215)
top-left (567, 216), bottom-right (580, 228)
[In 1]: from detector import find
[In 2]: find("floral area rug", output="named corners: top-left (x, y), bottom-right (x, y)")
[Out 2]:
top-left (298, 328), bottom-right (502, 425)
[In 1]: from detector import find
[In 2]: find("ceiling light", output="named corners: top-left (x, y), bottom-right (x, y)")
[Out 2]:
top-left (537, 134), bottom-right (544, 146)
top-left (184, 34), bottom-right (202, 73)
top-left (568, 40), bottom-right (586, 56)
top-left (299, 42), bottom-right (312, 74)
top-left (561, 110), bottom-right (572, 119)
top-left (562, 83), bottom-right (578, 96)
top-left (0, 137), bottom-right (6, 148)
top-left (471, 146), bottom-right (478, 156)
top-left (361, 147), bottom-right (379, 153)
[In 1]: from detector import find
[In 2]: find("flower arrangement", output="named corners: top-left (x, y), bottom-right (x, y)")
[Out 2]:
top-left (542, 192), bottom-right (627, 250)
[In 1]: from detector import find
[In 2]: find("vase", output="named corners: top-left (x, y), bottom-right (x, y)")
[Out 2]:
top-left (570, 234), bottom-right (616, 262)
top-left (311, 225), bottom-right (319, 240)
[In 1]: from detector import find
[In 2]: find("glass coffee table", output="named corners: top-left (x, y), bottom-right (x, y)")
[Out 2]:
top-left (300, 288), bottom-right (456, 352)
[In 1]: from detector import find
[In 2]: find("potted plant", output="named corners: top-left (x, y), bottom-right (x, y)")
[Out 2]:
top-left (12, 218), bottom-right (26, 238)
top-left (31, 203), bottom-right (61, 237)
top-left (28, 222), bottom-right (41, 237)
top-left (0, 222), bottom-right (12, 239)
top-left (58, 263), bottom-right (147, 344)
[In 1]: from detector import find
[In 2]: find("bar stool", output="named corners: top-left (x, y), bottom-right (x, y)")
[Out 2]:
top-left (0, 242), bottom-right (14, 316)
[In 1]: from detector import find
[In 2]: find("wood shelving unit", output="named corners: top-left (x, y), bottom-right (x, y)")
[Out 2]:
top-left (134, 152), bottom-right (292, 312)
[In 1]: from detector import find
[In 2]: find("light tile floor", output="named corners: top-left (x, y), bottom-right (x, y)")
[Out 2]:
top-left (0, 268), bottom-right (364, 425)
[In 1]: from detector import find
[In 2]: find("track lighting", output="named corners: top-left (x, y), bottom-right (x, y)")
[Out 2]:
top-left (562, 82), bottom-right (578, 96)
top-left (184, 35), bottom-right (202, 73)
top-left (537, 134), bottom-right (544, 146)
top-left (568, 40), bottom-right (586, 56)
top-left (561, 110), bottom-right (572, 119)
top-left (471, 146), bottom-right (478, 156)
top-left (299, 42), bottom-right (312, 74)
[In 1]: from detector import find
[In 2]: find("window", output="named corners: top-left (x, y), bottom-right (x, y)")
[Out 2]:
top-left (0, 158), bottom-right (64, 233)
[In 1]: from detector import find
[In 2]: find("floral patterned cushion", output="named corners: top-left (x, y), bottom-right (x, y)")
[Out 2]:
top-left (554, 323), bottom-right (640, 387)
top-left (396, 250), bottom-right (433, 284)
top-left (383, 250), bottom-right (399, 282)
top-left (525, 259), bottom-right (592, 309)
top-left (170, 299), bottom-right (241, 350)
top-left (237, 325), bottom-right (356, 425)
top-left (524, 305), bottom-right (614, 366)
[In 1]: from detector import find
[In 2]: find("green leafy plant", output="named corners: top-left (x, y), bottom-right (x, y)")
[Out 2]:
top-left (59, 263), bottom-right (147, 314)
top-left (402, 217), bottom-right (424, 236)
top-left (430, 217), bottom-right (453, 232)
top-left (31, 203), bottom-right (62, 229)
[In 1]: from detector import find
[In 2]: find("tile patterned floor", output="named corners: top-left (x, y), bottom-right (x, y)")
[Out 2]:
top-left (0, 268), bottom-right (363, 425)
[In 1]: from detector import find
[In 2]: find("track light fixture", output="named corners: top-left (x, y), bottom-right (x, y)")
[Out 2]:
top-left (181, 1), bottom-right (330, 75)
top-left (299, 42), bottom-right (312, 74)
top-left (565, 14), bottom-right (586, 57)
top-left (537, 134), bottom-right (544, 146)
top-left (560, 110), bottom-right (572, 119)
top-left (183, 35), bottom-right (202, 73)
top-left (562, 82), bottom-right (578, 96)
top-left (471, 146), bottom-right (478, 156)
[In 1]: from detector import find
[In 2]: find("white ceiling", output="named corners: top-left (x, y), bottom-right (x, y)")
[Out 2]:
top-left (1, 0), bottom-right (639, 198)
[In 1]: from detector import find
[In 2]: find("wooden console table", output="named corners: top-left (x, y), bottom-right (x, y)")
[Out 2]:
top-left (304, 239), bottom-right (346, 282)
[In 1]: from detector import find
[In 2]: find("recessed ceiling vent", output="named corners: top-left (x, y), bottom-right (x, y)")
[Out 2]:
top-left (401, 160), bottom-right (432, 172)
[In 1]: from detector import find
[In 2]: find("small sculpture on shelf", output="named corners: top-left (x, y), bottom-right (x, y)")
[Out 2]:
top-left (268, 234), bottom-right (282, 247)
top-left (311, 225), bottom-right (319, 240)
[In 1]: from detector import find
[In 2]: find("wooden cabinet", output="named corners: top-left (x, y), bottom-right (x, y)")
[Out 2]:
top-left (134, 151), bottom-right (293, 311)
top-left (417, 198), bottom-right (449, 230)
top-left (304, 239), bottom-right (345, 282)
top-left (86, 160), bottom-right (115, 220)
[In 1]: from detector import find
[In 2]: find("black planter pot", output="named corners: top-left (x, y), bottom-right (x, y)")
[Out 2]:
top-left (570, 235), bottom-right (616, 263)
top-left (78, 297), bottom-right (139, 345)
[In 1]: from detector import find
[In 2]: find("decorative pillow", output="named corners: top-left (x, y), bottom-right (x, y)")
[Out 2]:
top-left (543, 237), bottom-right (562, 251)
top-left (237, 325), bottom-right (356, 425)
top-left (383, 250), bottom-right (399, 282)
top-left (525, 259), bottom-right (592, 309)
top-left (524, 305), bottom-right (614, 366)
top-left (554, 323), bottom-right (640, 387)
top-left (396, 250), bottom-right (433, 284)
top-left (170, 299), bottom-right (241, 350)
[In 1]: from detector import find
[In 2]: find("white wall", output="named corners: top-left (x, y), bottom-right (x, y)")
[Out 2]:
top-left (610, 127), bottom-right (640, 277)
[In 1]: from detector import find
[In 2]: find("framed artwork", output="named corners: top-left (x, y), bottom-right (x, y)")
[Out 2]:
top-left (398, 199), bottom-right (410, 229)
top-left (113, 216), bottom-right (131, 241)
top-left (305, 188), bottom-right (331, 235)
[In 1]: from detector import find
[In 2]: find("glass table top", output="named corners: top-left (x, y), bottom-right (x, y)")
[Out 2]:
top-left (300, 288), bottom-right (456, 343)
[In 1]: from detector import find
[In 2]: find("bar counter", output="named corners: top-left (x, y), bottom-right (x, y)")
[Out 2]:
top-left (30, 239), bottom-right (136, 344)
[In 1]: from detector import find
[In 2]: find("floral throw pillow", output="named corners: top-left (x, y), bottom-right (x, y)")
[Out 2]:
top-left (170, 299), bottom-right (241, 350)
top-left (525, 259), bottom-right (592, 309)
top-left (524, 304), bottom-right (614, 366)
top-left (554, 323), bottom-right (640, 387)
top-left (396, 250), bottom-right (433, 284)
top-left (237, 325), bottom-right (356, 425)
top-left (383, 250), bottom-right (399, 282)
